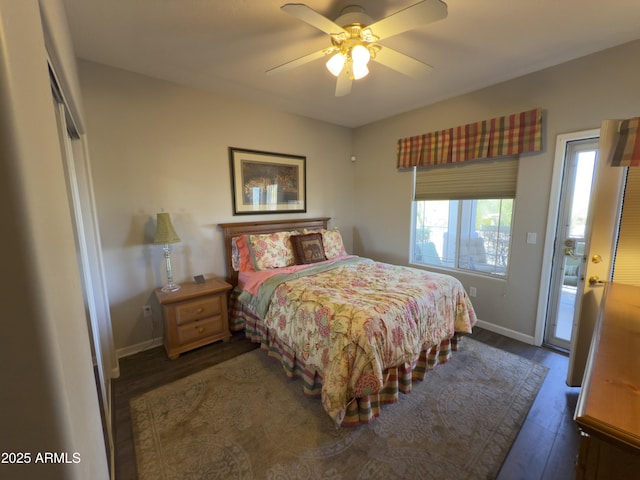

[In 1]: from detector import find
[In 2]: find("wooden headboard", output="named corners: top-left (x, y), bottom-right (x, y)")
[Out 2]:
top-left (218, 217), bottom-right (330, 286)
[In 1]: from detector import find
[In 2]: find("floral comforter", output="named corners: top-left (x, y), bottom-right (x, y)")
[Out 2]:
top-left (239, 257), bottom-right (477, 425)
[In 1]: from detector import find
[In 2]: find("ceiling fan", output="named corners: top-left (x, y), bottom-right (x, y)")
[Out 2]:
top-left (266, 1), bottom-right (448, 96)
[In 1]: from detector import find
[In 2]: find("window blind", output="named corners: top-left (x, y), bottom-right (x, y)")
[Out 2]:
top-left (414, 156), bottom-right (518, 201)
top-left (613, 167), bottom-right (640, 285)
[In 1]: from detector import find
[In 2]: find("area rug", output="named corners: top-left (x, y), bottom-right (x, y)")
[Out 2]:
top-left (130, 338), bottom-right (547, 480)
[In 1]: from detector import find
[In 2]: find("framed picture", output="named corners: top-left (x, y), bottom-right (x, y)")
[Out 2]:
top-left (229, 147), bottom-right (307, 215)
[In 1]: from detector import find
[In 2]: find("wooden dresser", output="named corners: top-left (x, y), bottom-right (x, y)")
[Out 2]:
top-left (574, 282), bottom-right (640, 479)
top-left (155, 277), bottom-right (232, 360)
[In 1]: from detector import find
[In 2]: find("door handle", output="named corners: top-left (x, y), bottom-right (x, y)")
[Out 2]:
top-left (563, 247), bottom-right (581, 259)
top-left (588, 275), bottom-right (606, 286)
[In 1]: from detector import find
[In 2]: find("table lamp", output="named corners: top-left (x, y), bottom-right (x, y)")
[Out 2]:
top-left (153, 212), bottom-right (181, 292)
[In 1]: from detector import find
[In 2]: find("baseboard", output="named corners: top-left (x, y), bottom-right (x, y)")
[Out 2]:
top-left (116, 337), bottom-right (163, 359)
top-left (474, 319), bottom-right (536, 345)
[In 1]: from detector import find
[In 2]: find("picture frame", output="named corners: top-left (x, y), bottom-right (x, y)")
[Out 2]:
top-left (229, 147), bottom-right (307, 215)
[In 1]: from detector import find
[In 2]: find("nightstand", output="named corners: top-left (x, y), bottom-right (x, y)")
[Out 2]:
top-left (154, 277), bottom-right (233, 360)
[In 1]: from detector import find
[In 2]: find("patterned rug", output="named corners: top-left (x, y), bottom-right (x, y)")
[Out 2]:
top-left (130, 338), bottom-right (547, 479)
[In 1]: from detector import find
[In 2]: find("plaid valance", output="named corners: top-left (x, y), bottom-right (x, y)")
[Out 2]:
top-left (601, 117), bottom-right (640, 167)
top-left (396, 108), bottom-right (543, 169)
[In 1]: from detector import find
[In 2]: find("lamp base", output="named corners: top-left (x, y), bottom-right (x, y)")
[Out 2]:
top-left (161, 282), bottom-right (180, 293)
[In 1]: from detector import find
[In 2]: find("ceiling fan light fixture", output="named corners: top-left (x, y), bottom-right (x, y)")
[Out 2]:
top-left (326, 52), bottom-right (346, 76)
top-left (273, 1), bottom-right (448, 95)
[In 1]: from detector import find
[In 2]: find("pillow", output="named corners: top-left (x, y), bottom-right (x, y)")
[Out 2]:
top-left (291, 233), bottom-right (327, 264)
top-left (247, 231), bottom-right (295, 270)
top-left (231, 235), bottom-right (255, 272)
top-left (231, 237), bottom-right (241, 271)
top-left (321, 228), bottom-right (347, 258)
top-left (303, 228), bottom-right (347, 259)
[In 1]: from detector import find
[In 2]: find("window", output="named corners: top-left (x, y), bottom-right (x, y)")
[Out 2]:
top-left (411, 158), bottom-right (517, 277)
top-left (412, 199), bottom-right (513, 276)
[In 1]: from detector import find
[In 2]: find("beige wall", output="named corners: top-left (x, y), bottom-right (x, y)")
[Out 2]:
top-left (78, 61), bottom-right (355, 354)
top-left (352, 40), bottom-right (640, 342)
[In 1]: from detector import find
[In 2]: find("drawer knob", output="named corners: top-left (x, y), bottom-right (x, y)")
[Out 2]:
top-left (197, 327), bottom-right (205, 334)
top-left (196, 307), bottom-right (204, 314)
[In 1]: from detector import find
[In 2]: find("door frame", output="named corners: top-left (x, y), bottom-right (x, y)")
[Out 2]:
top-left (535, 129), bottom-right (600, 346)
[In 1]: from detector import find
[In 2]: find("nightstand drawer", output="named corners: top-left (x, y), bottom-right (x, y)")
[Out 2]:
top-left (176, 315), bottom-right (224, 345)
top-left (174, 296), bottom-right (222, 325)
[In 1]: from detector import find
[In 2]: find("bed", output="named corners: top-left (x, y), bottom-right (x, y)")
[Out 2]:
top-left (219, 217), bottom-right (477, 426)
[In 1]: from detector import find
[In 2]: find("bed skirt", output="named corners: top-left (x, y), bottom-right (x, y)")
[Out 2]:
top-left (228, 289), bottom-right (247, 332)
top-left (229, 289), bottom-right (462, 426)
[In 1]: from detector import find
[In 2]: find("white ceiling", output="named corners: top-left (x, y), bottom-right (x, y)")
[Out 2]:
top-left (61, 0), bottom-right (640, 128)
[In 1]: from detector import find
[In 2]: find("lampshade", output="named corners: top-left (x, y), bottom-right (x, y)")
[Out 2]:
top-left (351, 45), bottom-right (370, 66)
top-left (326, 52), bottom-right (346, 77)
top-left (352, 62), bottom-right (369, 80)
top-left (153, 212), bottom-right (180, 244)
top-left (351, 45), bottom-right (370, 80)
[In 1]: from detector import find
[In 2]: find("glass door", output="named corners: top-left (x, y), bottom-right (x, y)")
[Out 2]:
top-left (544, 138), bottom-right (598, 350)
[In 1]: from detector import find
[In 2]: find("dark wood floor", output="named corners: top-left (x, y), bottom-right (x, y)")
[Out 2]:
top-left (470, 329), bottom-right (582, 480)
top-left (112, 328), bottom-right (581, 479)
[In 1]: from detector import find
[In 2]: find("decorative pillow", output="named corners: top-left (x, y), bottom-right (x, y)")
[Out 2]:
top-left (303, 228), bottom-right (347, 259)
top-left (247, 231), bottom-right (295, 270)
top-left (291, 233), bottom-right (327, 264)
top-left (232, 235), bottom-right (255, 272)
top-left (322, 228), bottom-right (347, 258)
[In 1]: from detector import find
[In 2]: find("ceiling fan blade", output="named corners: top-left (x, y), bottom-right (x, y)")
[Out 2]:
top-left (335, 68), bottom-right (352, 97)
top-left (266, 48), bottom-right (330, 75)
top-left (374, 46), bottom-right (433, 79)
top-left (281, 4), bottom-right (347, 36)
top-left (367, 0), bottom-right (447, 40)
